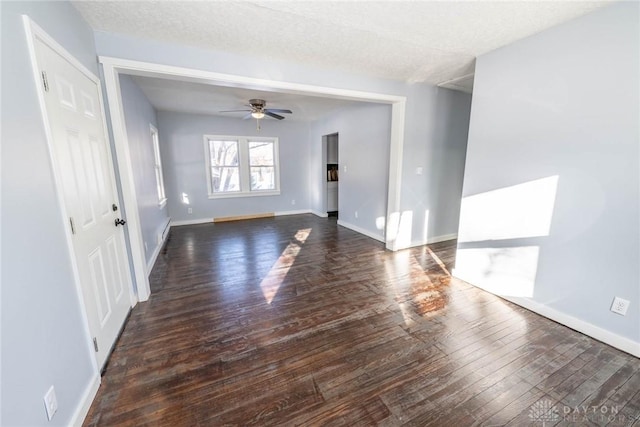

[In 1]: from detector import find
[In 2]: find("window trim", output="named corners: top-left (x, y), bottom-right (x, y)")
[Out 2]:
top-left (204, 134), bottom-right (281, 199)
top-left (150, 124), bottom-right (167, 208)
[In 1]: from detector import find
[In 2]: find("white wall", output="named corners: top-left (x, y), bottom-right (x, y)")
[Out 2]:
top-left (310, 103), bottom-right (391, 241)
top-left (119, 75), bottom-right (169, 268)
top-left (157, 111), bottom-right (311, 222)
top-left (94, 32), bottom-right (472, 249)
top-left (1, 1), bottom-right (98, 425)
top-left (455, 2), bottom-right (639, 354)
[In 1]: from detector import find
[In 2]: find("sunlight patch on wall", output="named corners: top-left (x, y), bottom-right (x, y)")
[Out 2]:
top-left (455, 246), bottom-right (540, 297)
top-left (181, 192), bottom-right (190, 204)
top-left (260, 228), bottom-right (311, 304)
top-left (397, 211), bottom-right (413, 248)
top-left (454, 176), bottom-right (559, 298)
top-left (387, 210), bottom-right (413, 249)
top-left (422, 209), bottom-right (430, 245)
top-left (458, 176), bottom-right (558, 243)
top-left (386, 211), bottom-right (401, 242)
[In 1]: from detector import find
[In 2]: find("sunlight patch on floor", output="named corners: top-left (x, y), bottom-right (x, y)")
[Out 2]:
top-left (425, 245), bottom-right (450, 276)
top-left (260, 228), bottom-right (311, 304)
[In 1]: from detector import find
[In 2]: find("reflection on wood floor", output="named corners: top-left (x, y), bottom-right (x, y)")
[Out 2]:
top-left (84, 214), bottom-right (640, 426)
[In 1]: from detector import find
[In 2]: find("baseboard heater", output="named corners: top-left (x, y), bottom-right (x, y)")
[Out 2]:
top-left (213, 213), bottom-right (274, 223)
top-left (158, 218), bottom-right (171, 244)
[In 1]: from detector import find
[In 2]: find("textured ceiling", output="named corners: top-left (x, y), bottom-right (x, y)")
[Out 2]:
top-left (79, 1), bottom-right (613, 121)
top-left (74, 0), bottom-right (613, 87)
top-left (130, 75), bottom-right (362, 121)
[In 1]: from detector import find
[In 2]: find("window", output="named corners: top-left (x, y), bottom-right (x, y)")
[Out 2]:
top-left (208, 139), bottom-right (240, 193)
top-left (205, 135), bottom-right (280, 198)
top-left (150, 125), bottom-right (167, 208)
top-left (249, 141), bottom-right (276, 191)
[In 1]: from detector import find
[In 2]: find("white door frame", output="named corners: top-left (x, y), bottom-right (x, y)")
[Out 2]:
top-left (22, 16), bottom-right (137, 424)
top-left (100, 58), bottom-right (408, 299)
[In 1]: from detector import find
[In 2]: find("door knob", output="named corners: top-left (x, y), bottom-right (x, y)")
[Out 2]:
top-left (115, 218), bottom-right (126, 227)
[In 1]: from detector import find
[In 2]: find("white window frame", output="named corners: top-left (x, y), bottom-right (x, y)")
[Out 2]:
top-left (204, 134), bottom-right (281, 199)
top-left (150, 124), bottom-right (167, 208)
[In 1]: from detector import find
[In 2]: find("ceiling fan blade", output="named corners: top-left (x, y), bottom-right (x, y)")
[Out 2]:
top-left (219, 109), bottom-right (252, 113)
top-left (265, 108), bottom-right (292, 114)
top-left (265, 111), bottom-right (285, 120)
top-left (242, 113), bottom-right (253, 120)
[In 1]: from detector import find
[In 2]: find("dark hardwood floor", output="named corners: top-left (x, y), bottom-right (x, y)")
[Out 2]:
top-left (84, 214), bottom-right (640, 426)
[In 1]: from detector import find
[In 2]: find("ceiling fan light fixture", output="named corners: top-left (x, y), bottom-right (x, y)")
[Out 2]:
top-left (251, 111), bottom-right (265, 119)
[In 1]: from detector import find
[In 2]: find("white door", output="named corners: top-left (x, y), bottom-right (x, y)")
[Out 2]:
top-left (33, 37), bottom-right (132, 369)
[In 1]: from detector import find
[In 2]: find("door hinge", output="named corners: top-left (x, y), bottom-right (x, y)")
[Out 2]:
top-left (69, 217), bottom-right (76, 235)
top-left (41, 71), bottom-right (49, 92)
top-left (93, 337), bottom-right (99, 352)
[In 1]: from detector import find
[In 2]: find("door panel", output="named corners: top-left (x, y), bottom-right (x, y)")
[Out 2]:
top-left (89, 248), bottom-right (112, 326)
top-left (106, 236), bottom-right (126, 302)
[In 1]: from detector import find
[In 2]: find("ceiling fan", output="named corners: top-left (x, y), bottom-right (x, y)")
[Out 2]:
top-left (220, 99), bottom-right (293, 121)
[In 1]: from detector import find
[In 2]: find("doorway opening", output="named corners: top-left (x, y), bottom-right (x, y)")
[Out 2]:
top-left (325, 133), bottom-right (339, 217)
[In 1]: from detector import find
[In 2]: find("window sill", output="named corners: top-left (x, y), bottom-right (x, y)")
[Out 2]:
top-left (158, 198), bottom-right (167, 209)
top-left (208, 190), bottom-right (280, 200)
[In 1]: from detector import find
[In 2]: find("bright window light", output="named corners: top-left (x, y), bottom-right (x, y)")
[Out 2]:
top-left (204, 135), bottom-right (280, 199)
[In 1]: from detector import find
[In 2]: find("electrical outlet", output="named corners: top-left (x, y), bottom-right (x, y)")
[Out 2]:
top-left (343, 165), bottom-right (347, 173)
top-left (416, 167), bottom-right (423, 175)
top-left (44, 385), bottom-right (58, 421)
top-left (188, 208), bottom-right (193, 214)
top-left (355, 211), bottom-right (359, 219)
top-left (291, 199), bottom-right (296, 205)
top-left (611, 297), bottom-right (630, 316)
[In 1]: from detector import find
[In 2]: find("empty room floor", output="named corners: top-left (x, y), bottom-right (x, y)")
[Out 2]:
top-left (84, 214), bottom-right (640, 426)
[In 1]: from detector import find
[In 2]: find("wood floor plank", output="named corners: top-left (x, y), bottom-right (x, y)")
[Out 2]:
top-left (83, 215), bottom-right (640, 426)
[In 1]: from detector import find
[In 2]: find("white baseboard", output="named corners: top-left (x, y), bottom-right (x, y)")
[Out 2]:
top-left (503, 295), bottom-right (640, 358)
top-left (407, 233), bottom-right (458, 249)
top-left (337, 220), bottom-right (385, 243)
top-left (427, 233), bottom-right (458, 244)
top-left (457, 279), bottom-right (640, 358)
top-left (70, 373), bottom-right (100, 427)
top-left (274, 209), bottom-right (311, 216)
top-left (311, 210), bottom-right (329, 218)
top-left (171, 218), bottom-right (213, 226)
top-left (146, 220), bottom-right (171, 275)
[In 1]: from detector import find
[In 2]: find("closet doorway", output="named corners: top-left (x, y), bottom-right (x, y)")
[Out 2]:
top-left (325, 133), bottom-right (339, 217)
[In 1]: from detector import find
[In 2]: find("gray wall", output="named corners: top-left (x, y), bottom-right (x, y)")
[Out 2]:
top-left (400, 85), bottom-right (472, 246)
top-left (455, 2), bottom-right (639, 346)
top-left (310, 103), bottom-right (391, 240)
top-left (94, 32), bottom-right (472, 248)
top-left (119, 75), bottom-right (169, 266)
top-left (157, 111), bottom-right (311, 221)
top-left (1, 1), bottom-right (98, 425)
